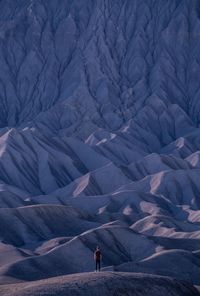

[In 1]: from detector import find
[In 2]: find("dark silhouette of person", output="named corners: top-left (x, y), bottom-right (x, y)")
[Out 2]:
top-left (94, 246), bottom-right (102, 271)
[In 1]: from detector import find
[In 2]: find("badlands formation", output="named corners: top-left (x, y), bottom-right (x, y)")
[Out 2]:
top-left (0, 0), bottom-right (199, 295)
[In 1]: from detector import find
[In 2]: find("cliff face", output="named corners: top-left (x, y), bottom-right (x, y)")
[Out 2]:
top-left (0, 0), bottom-right (199, 130)
top-left (0, 0), bottom-right (200, 288)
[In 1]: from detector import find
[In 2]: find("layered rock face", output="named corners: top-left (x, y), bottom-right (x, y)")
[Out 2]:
top-left (0, 0), bottom-right (200, 290)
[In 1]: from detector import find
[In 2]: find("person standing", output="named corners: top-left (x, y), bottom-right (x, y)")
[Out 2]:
top-left (94, 246), bottom-right (102, 272)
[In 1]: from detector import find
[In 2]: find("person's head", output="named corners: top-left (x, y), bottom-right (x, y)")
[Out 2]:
top-left (96, 246), bottom-right (100, 250)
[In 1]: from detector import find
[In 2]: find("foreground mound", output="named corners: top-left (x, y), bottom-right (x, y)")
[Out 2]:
top-left (0, 272), bottom-right (199, 296)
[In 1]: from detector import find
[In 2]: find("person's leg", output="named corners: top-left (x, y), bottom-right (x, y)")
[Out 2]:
top-left (98, 260), bottom-right (101, 271)
top-left (96, 260), bottom-right (98, 271)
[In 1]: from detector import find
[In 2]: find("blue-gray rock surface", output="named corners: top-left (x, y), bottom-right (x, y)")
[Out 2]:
top-left (0, 272), bottom-right (199, 296)
top-left (0, 0), bottom-right (200, 293)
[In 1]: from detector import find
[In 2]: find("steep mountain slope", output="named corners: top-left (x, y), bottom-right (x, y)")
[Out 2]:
top-left (0, 0), bottom-right (200, 292)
